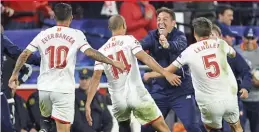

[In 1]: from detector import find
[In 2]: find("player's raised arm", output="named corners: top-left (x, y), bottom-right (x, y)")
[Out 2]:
top-left (85, 63), bottom-right (104, 126)
top-left (77, 31), bottom-right (125, 71)
top-left (134, 47), bottom-right (181, 86)
top-left (9, 49), bottom-right (33, 89)
top-left (84, 48), bottom-right (124, 71)
top-left (143, 48), bottom-right (189, 84)
top-left (144, 63), bottom-right (180, 80)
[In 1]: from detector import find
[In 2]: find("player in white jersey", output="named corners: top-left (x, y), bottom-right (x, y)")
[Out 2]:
top-left (144, 17), bottom-right (243, 132)
top-left (8, 3), bottom-right (125, 132)
top-left (85, 15), bottom-right (181, 132)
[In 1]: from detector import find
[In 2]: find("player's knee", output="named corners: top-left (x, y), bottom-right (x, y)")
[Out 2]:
top-left (229, 120), bottom-right (243, 132)
top-left (229, 124), bottom-right (243, 132)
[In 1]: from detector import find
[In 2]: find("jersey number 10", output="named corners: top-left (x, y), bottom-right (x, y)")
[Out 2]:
top-left (46, 46), bottom-right (69, 69)
top-left (108, 50), bottom-right (131, 79)
top-left (202, 53), bottom-right (220, 78)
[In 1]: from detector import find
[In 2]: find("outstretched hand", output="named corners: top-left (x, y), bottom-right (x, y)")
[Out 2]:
top-left (164, 72), bottom-right (181, 86)
top-left (8, 75), bottom-right (19, 90)
top-left (85, 105), bottom-right (93, 126)
top-left (113, 61), bottom-right (126, 71)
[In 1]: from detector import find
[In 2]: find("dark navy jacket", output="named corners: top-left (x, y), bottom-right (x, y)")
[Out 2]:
top-left (1, 34), bottom-right (40, 67)
top-left (140, 28), bottom-right (194, 99)
top-left (1, 34), bottom-right (40, 91)
top-left (227, 51), bottom-right (252, 92)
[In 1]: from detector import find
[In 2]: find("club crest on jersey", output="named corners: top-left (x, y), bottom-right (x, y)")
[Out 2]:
top-left (29, 98), bottom-right (35, 105)
top-left (80, 100), bottom-right (85, 106)
top-left (82, 69), bottom-right (88, 74)
top-left (135, 40), bottom-right (140, 45)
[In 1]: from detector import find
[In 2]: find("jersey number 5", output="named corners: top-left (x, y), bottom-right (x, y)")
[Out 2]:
top-left (202, 54), bottom-right (220, 78)
top-left (46, 46), bottom-right (69, 69)
top-left (108, 50), bottom-right (131, 79)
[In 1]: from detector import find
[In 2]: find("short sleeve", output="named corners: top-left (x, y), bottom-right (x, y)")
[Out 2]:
top-left (220, 39), bottom-right (235, 56)
top-left (94, 61), bottom-right (104, 70)
top-left (130, 36), bottom-right (143, 54)
top-left (77, 31), bottom-right (92, 53)
top-left (26, 32), bottom-right (42, 52)
top-left (172, 48), bottom-right (189, 68)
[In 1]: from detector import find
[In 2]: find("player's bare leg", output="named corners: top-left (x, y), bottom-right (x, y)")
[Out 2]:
top-left (55, 121), bottom-right (71, 132)
top-left (150, 116), bottom-right (171, 132)
top-left (228, 120), bottom-right (243, 132)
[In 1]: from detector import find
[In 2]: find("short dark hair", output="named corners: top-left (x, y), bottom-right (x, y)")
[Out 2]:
top-left (212, 24), bottom-right (222, 36)
top-left (108, 15), bottom-right (125, 31)
top-left (216, 4), bottom-right (233, 17)
top-left (192, 17), bottom-right (212, 37)
top-left (54, 3), bottom-right (72, 21)
top-left (156, 7), bottom-right (175, 20)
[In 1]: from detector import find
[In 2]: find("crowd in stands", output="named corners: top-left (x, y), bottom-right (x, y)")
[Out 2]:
top-left (1, 1), bottom-right (259, 132)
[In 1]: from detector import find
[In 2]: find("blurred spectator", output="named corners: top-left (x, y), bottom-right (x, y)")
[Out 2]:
top-left (218, 2), bottom-right (259, 25)
top-left (72, 68), bottom-right (112, 132)
top-left (120, 1), bottom-right (156, 40)
top-left (2, 1), bottom-right (53, 30)
top-left (220, 24), bottom-right (238, 46)
top-left (149, 2), bottom-right (174, 9)
top-left (187, 2), bottom-right (216, 22)
top-left (215, 5), bottom-right (241, 46)
top-left (53, 2), bottom-right (120, 19)
top-left (235, 27), bottom-right (259, 132)
top-left (101, 1), bottom-right (118, 17)
top-left (215, 4), bottom-right (233, 26)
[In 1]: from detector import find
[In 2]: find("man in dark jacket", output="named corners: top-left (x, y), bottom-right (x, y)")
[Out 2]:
top-left (71, 68), bottom-right (113, 132)
top-left (1, 25), bottom-right (40, 132)
top-left (141, 7), bottom-right (204, 132)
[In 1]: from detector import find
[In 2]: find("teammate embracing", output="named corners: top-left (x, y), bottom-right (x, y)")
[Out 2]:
top-left (85, 15), bottom-right (181, 132)
top-left (145, 17), bottom-right (243, 132)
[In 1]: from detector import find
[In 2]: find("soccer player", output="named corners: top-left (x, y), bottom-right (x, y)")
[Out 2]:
top-left (211, 25), bottom-right (251, 132)
top-left (144, 17), bottom-right (243, 132)
top-left (8, 3), bottom-right (125, 132)
top-left (85, 15), bottom-right (181, 132)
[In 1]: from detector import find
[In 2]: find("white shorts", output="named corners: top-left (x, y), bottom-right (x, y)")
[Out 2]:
top-left (39, 90), bottom-right (75, 124)
top-left (198, 97), bottom-right (239, 129)
top-left (111, 88), bottom-right (162, 125)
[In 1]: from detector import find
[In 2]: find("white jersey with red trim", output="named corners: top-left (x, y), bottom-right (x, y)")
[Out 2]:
top-left (26, 26), bottom-right (91, 93)
top-left (94, 35), bottom-right (145, 96)
top-left (172, 39), bottom-right (238, 104)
